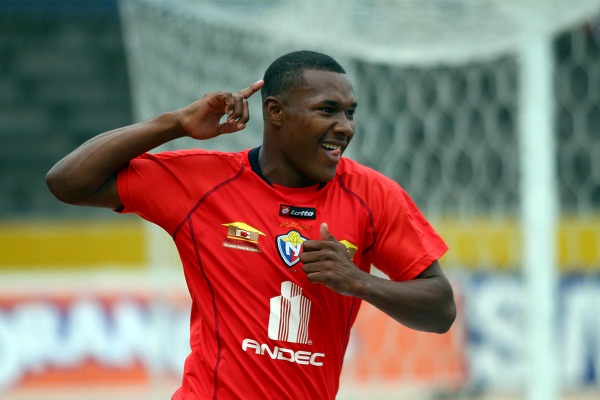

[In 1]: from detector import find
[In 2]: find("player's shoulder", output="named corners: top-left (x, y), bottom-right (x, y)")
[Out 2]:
top-left (139, 148), bottom-right (246, 169)
top-left (142, 148), bottom-right (239, 162)
top-left (337, 157), bottom-right (401, 193)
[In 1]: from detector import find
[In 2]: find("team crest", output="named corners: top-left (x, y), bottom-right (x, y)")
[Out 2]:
top-left (276, 230), bottom-right (308, 267)
top-left (222, 222), bottom-right (265, 253)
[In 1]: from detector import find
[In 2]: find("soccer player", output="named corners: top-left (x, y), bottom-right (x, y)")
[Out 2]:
top-left (46, 50), bottom-right (456, 400)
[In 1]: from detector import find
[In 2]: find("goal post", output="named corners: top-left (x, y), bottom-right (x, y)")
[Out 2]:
top-left (117, 1), bottom-right (600, 398)
top-left (519, 35), bottom-right (560, 400)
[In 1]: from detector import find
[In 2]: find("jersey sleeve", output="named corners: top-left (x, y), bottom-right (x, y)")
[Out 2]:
top-left (369, 176), bottom-right (448, 282)
top-left (116, 150), bottom-right (241, 236)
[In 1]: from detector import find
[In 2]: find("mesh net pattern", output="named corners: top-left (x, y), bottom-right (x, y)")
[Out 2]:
top-left (118, 0), bottom-right (600, 395)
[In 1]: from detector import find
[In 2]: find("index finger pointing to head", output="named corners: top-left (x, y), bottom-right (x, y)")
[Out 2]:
top-left (237, 80), bottom-right (264, 99)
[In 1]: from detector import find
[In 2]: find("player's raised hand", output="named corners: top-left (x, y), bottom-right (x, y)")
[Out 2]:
top-left (300, 223), bottom-right (368, 296)
top-left (175, 80), bottom-right (264, 140)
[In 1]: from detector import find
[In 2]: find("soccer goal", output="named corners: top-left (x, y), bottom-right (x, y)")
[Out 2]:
top-left (118, 1), bottom-right (600, 398)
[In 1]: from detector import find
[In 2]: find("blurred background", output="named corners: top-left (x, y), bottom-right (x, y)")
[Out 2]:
top-left (1, 0), bottom-right (600, 399)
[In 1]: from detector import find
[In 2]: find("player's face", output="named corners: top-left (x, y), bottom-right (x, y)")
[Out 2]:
top-left (275, 70), bottom-right (357, 187)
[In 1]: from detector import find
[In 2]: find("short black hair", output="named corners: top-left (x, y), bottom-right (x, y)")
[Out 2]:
top-left (261, 50), bottom-right (346, 102)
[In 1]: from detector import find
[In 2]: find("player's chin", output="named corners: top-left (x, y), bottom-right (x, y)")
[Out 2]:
top-left (313, 167), bottom-right (337, 184)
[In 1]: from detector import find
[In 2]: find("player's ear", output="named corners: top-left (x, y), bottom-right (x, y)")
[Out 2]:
top-left (264, 97), bottom-right (283, 127)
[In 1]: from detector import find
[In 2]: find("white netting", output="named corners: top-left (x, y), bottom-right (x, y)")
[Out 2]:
top-left (135, 0), bottom-right (600, 65)
top-left (118, 0), bottom-right (600, 216)
top-left (117, 0), bottom-right (600, 398)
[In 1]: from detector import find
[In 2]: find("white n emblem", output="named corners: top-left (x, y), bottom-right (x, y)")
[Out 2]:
top-left (276, 230), bottom-right (308, 267)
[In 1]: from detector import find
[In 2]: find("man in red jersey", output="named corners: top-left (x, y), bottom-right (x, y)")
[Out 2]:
top-left (47, 51), bottom-right (456, 399)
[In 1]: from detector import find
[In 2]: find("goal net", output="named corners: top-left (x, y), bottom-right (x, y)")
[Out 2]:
top-left (118, 0), bottom-right (600, 398)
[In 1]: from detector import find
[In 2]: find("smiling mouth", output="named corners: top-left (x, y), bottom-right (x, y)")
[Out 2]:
top-left (320, 143), bottom-right (342, 151)
top-left (320, 142), bottom-right (343, 162)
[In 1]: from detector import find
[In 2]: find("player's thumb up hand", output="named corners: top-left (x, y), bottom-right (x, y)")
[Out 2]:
top-left (320, 223), bottom-right (337, 242)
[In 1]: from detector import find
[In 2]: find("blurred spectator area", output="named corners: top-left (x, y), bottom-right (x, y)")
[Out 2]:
top-left (0, 0), bottom-right (133, 219)
top-left (0, 1), bottom-right (140, 271)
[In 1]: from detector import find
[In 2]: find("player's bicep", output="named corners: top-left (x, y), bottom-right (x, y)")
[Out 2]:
top-left (82, 173), bottom-right (124, 211)
top-left (415, 260), bottom-right (446, 280)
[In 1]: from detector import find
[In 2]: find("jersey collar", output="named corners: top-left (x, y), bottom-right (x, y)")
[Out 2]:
top-left (248, 147), bottom-right (326, 190)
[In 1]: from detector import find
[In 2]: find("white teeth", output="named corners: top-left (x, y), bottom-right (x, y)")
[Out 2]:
top-left (321, 143), bottom-right (341, 151)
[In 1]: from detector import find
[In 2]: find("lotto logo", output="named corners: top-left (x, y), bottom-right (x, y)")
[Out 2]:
top-left (268, 281), bottom-right (311, 344)
top-left (279, 204), bottom-right (317, 220)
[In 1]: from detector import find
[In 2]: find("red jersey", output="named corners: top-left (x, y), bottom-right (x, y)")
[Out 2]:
top-left (117, 147), bottom-right (448, 400)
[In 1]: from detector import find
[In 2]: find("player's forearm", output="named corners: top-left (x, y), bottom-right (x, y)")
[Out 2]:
top-left (46, 112), bottom-right (184, 205)
top-left (356, 269), bottom-right (456, 334)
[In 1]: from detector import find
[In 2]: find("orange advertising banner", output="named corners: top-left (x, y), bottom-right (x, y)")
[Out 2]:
top-left (0, 280), bottom-right (466, 398)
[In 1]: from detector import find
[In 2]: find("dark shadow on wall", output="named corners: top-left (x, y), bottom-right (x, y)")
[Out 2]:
top-left (0, 0), bottom-right (132, 219)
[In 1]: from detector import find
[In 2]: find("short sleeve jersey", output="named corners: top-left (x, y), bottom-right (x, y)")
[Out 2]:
top-left (117, 147), bottom-right (448, 400)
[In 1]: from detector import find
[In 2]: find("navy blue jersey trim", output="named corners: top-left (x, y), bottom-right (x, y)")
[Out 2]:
top-left (172, 165), bottom-right (245, 240)
top-left (249, 146), bottom-right (326, 190)
top-left (337, 175), bottom-right (377, 254)
top-left (189, 217), bottom-right (222, 399)
top-left (341, 297), bottom-right (358, 367)
top-left (172, 166), bottom-right (246, 398)
top-left (248, 147), bottom-right (273, 187)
